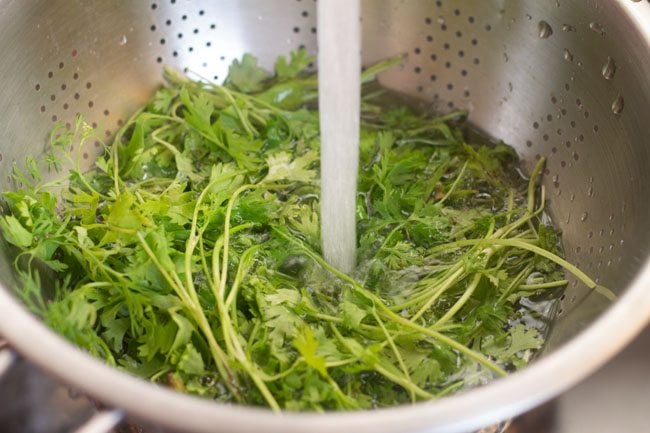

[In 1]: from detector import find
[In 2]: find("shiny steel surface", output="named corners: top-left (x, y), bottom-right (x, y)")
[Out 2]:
top-left (0, 1), bottom-right (648, 432)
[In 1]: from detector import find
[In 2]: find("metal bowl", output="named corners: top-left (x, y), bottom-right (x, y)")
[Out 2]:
top-left (0, 1), bottom-right (648, 432)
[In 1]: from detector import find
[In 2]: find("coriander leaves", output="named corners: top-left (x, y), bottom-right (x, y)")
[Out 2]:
top-left (0, 50), bottom-right (599, 411)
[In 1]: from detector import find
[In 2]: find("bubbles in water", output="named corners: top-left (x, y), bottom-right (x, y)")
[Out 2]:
top-left (601, 56), bottom-right (616, 80)
top-left (589, 22), bottom-right (605, 36)
top-left (611, 95), bottom-right (624, 114)
top-left (562, 24), bottom-right (576, 32)
top-left (538, 20), bottom-right (553, 38)
top-left (119, 35), bottom-right (128, 46)
top-left (580, 212), bottom-right (588, 222)
top-left (563, 48), bottom-right (573, 62)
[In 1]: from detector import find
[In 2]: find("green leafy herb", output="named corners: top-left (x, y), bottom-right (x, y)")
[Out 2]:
top-left (0, 50), bottom-right (609, 411)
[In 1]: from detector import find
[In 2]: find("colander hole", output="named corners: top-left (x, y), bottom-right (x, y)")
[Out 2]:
top-left (166, 19), bottom-right (171, 26)
top-left (561, 108), bottom-right (567, 115)
top-left (551, 146), bottom-right (557, 153)
top-left (526, 140), bottom-right (533, 147)
top-left (546, 114), bottom-right (552, 121)
top-left (460, 69), bottom-right (468, 76)
top-left (117, 119), bottom-right (124, 126)
top-left (463, 90), bottom-right (470, 97)
top-left (575, 246), bottom-right (582, 253)
top-left (572, 152), bottom-right (579, 161)
top-left (414, 66), bottom-right (421, 74)
top-left (177, 33), bottom-right (183, 39)
top-left (458, 50), bottom-right (464, 57)
top-left (426, 35), bottom-right (433, 42)
top-left (302, 11), bottom-right (309, 17)
top-left (471, 38), bottom-right (478, 46)
top-left (556, 128), bottom-right (562, 136)
top-left (473, 58), bottom-right (480, 65)
top-left (444, 61), bottom-right (451, 68)
top-left (103, 109), bottom-right (110, 116)
top-left (446, 83), bottom-right (453, 90)
top-left (210, 24), bottom-right (216, 29)
top-left (151, 3), bottom-right (157, 10)
top-left (532, 122), bottom-right (539, 129)
top-left (425, 17), bottom-right (432, 25)
top-left (414, 47), bottom-right (421, 54)
top-left (468, 16), bottom-right (475, 23)
top-left (58, 62), bottom-right (64, 69)
top-left (206, 42), bottom-right (212, 47)
top-left (193, 28), bottom-right (199, 34)
top-left (63, 103), bottom-right (69, 110)
top-left (71, 49), bottom-right (77, 57)
top-left (293, 27), bottom-right (300, 33)
top-left (40, 105), bottom-right (45, 113)
top-left (157, 57), bottom-right (163, 63)
top-left (551, 96), bottom-right (557, 104)
top-left (542, 134), bottom-right (549, 141)
top-left (48, 71), bottom-right (53, 79)
top-left (443, 43), bottom-right (450, 50)
top-left (86, 82), bottom-right (92, 89)
top-left (150, 25), bottom-right (156, 31)
top-left (160, 38), bottom-right (166, 45)
top-left (189, 47), bottom-right (194, 52)
top-left (61, 84), bottom-right (66, 90)
top-left (431, 54), bottom-right (437, 61)
top-left (35, 84), bottom-right (40, 91)
top-left (173, 51), bottom-right (178, 57)
top-left (485, 24), bottom-right (492, 31)
top-left (593, 124), bottom-right (599, 132)
top-left (560, 161), bottom-right (566, 167)
top-left (453, 9), bottom-right (460, 16)
top-left (73, 73), bottom-right (79, 80)
top-left (50, 94), bottom-right (56, 102)
top-left (430, 74), bottom-right (437, 81)
top-left (441, 24), bottom-right (448, 31)
top-left (199, 10), bottom-right (204, 16)
top-left (74, 93), bottom-right (80, 100)
top-left (570, 120), bottom-right (576, 127)
top-left (83, 152), bottom-right (89, 160)
top-left (105, 130), bottom-right (112, 137)
top-left (583, 111), bottom-right (590, 118)
top-left (51, 115), bottom-right (57, 122)
top-left (455, 31), bottom-right (462, 38)
top-left (88, 101), bottom-right (94, 108)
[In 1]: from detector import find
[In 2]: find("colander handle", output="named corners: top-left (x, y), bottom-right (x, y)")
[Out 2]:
top-left (0, 339), bottom-right (124, 433)
top-left (74, 409), bottom-right (124, 433)
top-left (0, 339), bottom-right (16, 378)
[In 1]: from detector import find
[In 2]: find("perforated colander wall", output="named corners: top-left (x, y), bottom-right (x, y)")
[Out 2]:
top-left (0, 0), bottom-right (648, 348)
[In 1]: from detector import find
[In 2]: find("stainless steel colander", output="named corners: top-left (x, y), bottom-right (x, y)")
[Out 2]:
top-left (0, 1), bottom-right (649, 432)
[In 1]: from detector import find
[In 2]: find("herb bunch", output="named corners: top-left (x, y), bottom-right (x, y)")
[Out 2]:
top-left (0, 50), bottom-right (610, 410)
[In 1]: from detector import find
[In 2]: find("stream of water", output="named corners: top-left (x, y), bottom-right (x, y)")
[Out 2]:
top-left (317, 0), bottom-right (361, 274)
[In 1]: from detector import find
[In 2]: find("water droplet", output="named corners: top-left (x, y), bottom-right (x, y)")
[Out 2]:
top-left (503, 52), bottom-right (509, 62)
top-left (437, 17), bottom-right (446, 25)
top-left (563, 48), bottom-right (573, 62)
top-left (552, 174), bottom-right (559, 182)
top-left (119, 35), bottom-right (128, 45)
top-left (589, 22), bottom-right (605, 36)
top-left (507, 82), bottom-right (513, 92)
top-left (601, 56), bottom-right (616, 80)
top-left (587, 186), bottom-right (594, 197)
top-left (611, 95), bottom-right (624, 114)
top-left (580, 212), bottom-right (588, 222)
top-left (577, 60), bottom-right (583, 67)
top-left (569, 193), bottom-right (575, 202)
top-left (562, 24), bottom-right (576, 32)
top-left (538, 20), bottom-right (553, 38)
top-left (525, 14), bottom-right (533, 20)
